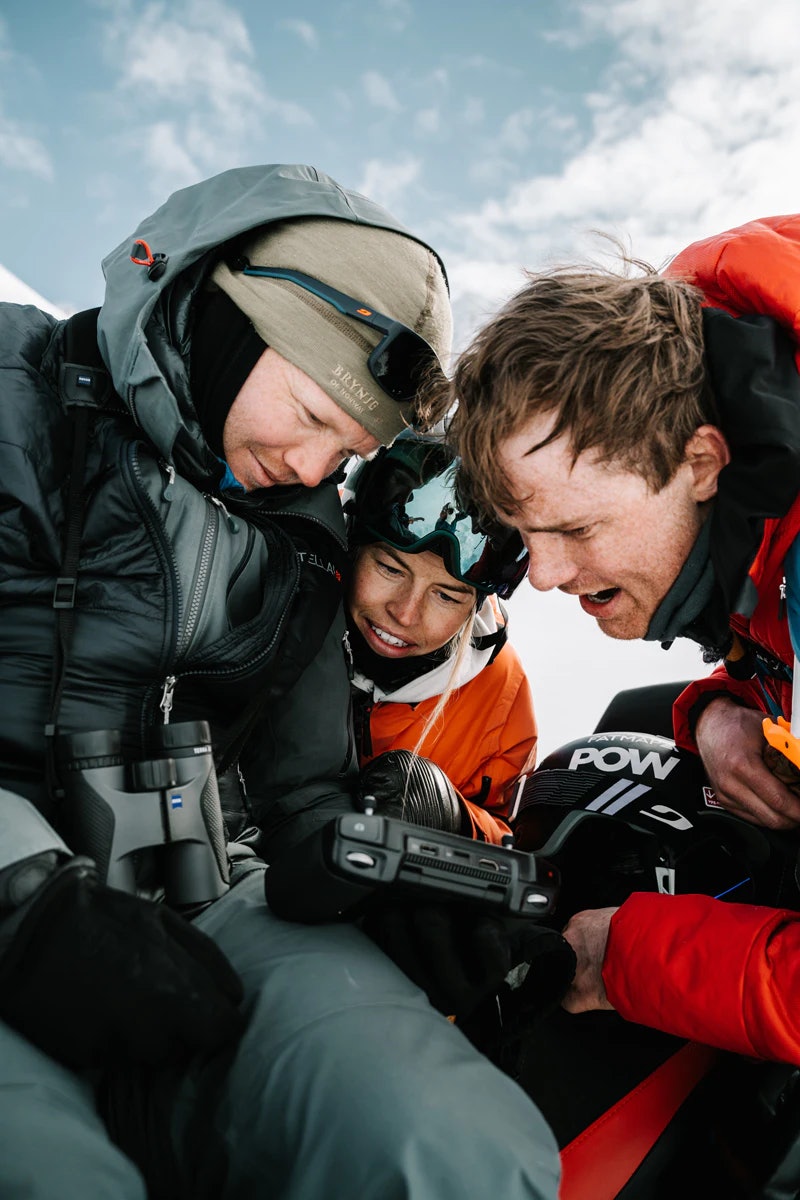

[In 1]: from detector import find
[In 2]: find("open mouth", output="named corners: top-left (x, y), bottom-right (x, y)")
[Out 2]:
top-left (368, 621), bottom-right (412, 649)
top-left (585, 588), bottom-right (619, 605)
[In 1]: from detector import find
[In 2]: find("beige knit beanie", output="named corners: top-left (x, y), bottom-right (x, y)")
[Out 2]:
top-left (211, 217), bottom-right (452, 444)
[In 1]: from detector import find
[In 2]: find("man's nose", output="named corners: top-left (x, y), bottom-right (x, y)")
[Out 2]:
top-left (524, 538), bottom-right (578, 592)
top-left (284, 445), bottom-right (342, 489)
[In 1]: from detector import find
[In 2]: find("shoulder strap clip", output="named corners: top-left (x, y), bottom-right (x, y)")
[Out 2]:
top-left (58, 361), bottom-right (110, 409)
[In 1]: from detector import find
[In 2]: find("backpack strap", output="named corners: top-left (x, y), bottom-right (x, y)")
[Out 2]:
top-left (44, 309), bottom-right (111, 802)
top-left (559, 1041), bottom-right (718, 1200)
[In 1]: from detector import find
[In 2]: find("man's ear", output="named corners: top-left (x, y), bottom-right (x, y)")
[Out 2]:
top-left (684, 424), bottom-right (730, 502)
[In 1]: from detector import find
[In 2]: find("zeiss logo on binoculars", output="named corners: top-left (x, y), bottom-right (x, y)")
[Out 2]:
top-left (170, 792), bottom-right (183, 809)
top-left (568, 744), bottom-right (680, 781)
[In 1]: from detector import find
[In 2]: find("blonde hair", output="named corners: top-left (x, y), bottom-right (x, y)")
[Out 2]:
top-left (410, 604), bottom-right (479, 758)
top-left (392, 603), bottom-right (479, 807)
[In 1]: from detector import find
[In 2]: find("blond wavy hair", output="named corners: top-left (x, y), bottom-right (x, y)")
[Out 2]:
top-left (409, 603), bottom-right (479, 759)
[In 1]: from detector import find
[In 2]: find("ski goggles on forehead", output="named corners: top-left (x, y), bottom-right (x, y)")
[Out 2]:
top-left (349, 448), bottom-right (530, 597)
top-left (235, 261), bottom-right (440, 406)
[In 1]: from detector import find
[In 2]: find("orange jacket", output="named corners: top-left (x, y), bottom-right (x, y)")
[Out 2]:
top-left (359, 636), bottom-right (537, 845)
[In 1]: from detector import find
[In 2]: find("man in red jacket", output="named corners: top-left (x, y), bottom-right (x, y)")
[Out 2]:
top-left (447, 215), bottom-right (800, 1065)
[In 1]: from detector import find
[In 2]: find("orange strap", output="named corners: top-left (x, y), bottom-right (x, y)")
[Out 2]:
top-left (559, 1041), bottom-right (718, 1200)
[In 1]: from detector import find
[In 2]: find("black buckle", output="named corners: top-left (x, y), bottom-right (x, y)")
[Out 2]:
top-left (53, 577), bottom-right (77, 609)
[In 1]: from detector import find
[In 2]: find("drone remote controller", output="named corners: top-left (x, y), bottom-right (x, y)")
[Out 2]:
top-left (265, 812), bottom-right (560, 923)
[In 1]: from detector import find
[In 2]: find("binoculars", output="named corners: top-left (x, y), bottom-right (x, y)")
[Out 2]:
top-left (56, 719), bottom-right (230, 910)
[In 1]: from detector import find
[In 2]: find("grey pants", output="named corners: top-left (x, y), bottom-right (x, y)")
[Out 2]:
top-left (0, 867), bottom-right (561, 1199)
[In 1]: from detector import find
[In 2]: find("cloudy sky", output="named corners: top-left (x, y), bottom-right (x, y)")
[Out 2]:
top-left (2, 0), bottom-right (797, 755)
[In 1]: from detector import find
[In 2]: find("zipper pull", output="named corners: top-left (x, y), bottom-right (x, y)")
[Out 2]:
top-left (162, 462), bottom-right (176, 501)
top-left (779, 576), bottom-right (787, 620)
top-left (160, 674), bottom-right (176, 724)
top-left (210, 494), bottom-right (239, 533)
top-left (342, 628), bottom-right (354, 680)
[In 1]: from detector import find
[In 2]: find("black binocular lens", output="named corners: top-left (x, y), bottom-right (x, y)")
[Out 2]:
top-left (57, 727), bottom-right (124, 768)
top-left (149, 720), bottom-right (212, 757)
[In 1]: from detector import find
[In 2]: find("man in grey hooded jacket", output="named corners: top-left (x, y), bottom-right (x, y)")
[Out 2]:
top-left (0, 164), bottom-right (561, 1200)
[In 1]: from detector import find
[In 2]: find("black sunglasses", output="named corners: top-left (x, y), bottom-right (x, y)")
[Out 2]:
top-left (235, 260), bottom-right (441, 406)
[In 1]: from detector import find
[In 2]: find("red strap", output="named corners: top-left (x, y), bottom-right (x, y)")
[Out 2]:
top-left (559, 1041), bottom-right (718, 1200)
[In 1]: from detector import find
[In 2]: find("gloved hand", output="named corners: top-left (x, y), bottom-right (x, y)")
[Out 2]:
top-left (0, 855), bottom-right (245, 1070)
top-left (360, 899), bottom-right (576, 1022)
top-left (357, 749), bottom-right (465, 833)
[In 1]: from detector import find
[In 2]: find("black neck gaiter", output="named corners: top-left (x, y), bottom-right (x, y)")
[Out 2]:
top-left (347, 612), bottom-right (452, 694)
top-left (646, 307), bottom-right (800, 659)
top-left (643, 515), bottom-right (715, 646)
top-left (190, 289), bottom-right (266, 458)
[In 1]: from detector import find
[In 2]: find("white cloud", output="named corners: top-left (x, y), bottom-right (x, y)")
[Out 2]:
top-left (141, 122), bottom-right (200, 191)
top-left (497, 108), bottom-right (536, 154)
top-left (108, 0), bottom-right (256, 103)
top-left (0, 19), bottom-right (52, 180)
top-left (447, 258), bottom-right (530, 353)
top-left (415, 107), bottom-right (441, 136)
top-left (0, 118), bottom-right (53, 179)
top-left (444, 0), bottom-right (800, 333)
top-left (362, 71), bottom-right (402, 113)
top-left (279, 18), bottom-right (318, 49)
top-left (357, 156), bottom-right (421, 214)
top-left (462, 97), bottom-right (484, 125)
top-left (374, 0), bottom-right (413, 34)
top-left (99, 0), bottom-right (313, 190)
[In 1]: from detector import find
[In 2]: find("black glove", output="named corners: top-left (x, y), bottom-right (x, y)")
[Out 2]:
top-left (0, 856), bottom-right (245, 1070)
top-left (357, 749), bottom-right (465, 833)
top-left (360, 899), bottom-right (576, 1021)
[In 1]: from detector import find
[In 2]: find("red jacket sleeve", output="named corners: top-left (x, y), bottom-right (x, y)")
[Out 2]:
top-left (603, 892), bottom-right (800, 1064)
top-left (672, 664), bottom-right (768, 753)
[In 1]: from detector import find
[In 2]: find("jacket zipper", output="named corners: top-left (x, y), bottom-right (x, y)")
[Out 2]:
top-left (155, 475), bottom-right (350, 733)
top-left (162, 463), bottom-right (176, 500)
top-left (180, 501), bottom-right (219, 656)
top-left (342, 627), bottom-right (354, 682)
top-left (209, 494), bottom-right (239, 533)
top-left (339, 628), bottom-right (358, 774)
top-left (160, 674), bottom-right (177, 724)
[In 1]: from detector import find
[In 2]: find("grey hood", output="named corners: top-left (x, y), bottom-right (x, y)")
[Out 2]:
top-left (96, 163), bottom-right (447, 482)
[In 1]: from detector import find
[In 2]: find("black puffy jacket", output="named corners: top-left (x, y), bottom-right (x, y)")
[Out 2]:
top-left (0, 164), bottom-right (438, 860)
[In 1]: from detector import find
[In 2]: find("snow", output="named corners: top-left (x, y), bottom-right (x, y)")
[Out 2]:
top-left (0, 263), bottom-right (66, 317)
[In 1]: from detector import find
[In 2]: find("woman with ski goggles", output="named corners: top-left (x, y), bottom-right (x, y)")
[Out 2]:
top-left (341, 430), bottom-right (537, 843)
